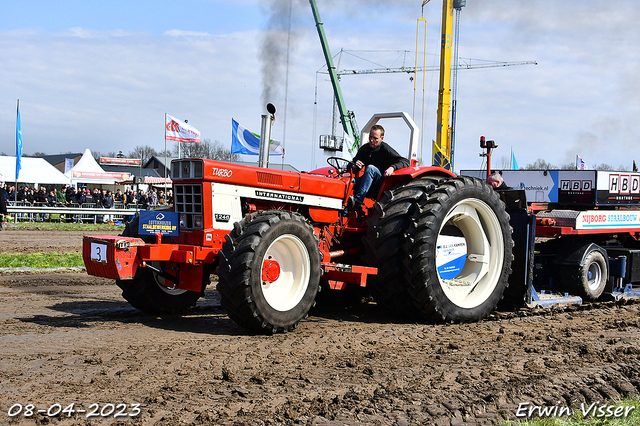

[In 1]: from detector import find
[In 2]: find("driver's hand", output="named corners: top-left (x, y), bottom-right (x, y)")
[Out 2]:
top-left (355, 160), bottom-right (364, 170)
top-left (384, 167), bottom-right (394, 177)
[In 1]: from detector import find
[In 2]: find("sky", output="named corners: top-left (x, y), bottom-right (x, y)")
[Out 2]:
top-left (1, 0), bottom-right (639, 173)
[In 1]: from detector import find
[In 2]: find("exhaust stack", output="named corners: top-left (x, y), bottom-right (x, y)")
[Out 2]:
top-left (259, 103), bottom-right (276, 169)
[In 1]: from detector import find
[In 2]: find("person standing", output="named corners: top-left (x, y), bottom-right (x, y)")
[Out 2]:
top-left (0, 179), bottom-right (7, 230)
top-left (56, 186), bottom-right (67, 205)
top-left (125, 189), bottom-right (135, 206)
top-left (100, 190), bottom-right (114, 222)
top-left (486, 172), bottom-right (511, 191)
top-left (149, 189), bottom-right (158, 207)
top-left (46, 190), bottom-right (57, 207)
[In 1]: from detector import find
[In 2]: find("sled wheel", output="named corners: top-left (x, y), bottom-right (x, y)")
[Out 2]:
top-left (362, 177), bottom-right (442, 317)
top-left (216, 211), bottom-right (322, 333)
top-left (565, 249), bottom-right (608, 301)
top-left (116, 261), bottom-right (203, 314)
top-left (404, 176), bottom-right (514, 323)
top-left (117, 214), bottom-right (203, 314)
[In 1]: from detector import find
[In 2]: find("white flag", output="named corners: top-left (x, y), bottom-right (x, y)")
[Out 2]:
top-left (577, 155), bottom-right (587, 170)
top-left (64, 158), bottom-right (75, 174)
top-left (165, 115), bottom-right (201, 143)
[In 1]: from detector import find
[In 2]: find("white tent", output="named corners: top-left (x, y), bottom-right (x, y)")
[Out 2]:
top-left (66, 149), bottom-right (131, 185)
top-left (0, 155), bottom-right (70, 185)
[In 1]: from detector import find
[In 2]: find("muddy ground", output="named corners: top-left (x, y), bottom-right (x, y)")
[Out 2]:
top-left (0, 229), bottom-right (640, 425)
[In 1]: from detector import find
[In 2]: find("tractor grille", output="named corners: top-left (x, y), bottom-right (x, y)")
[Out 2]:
top-left (257, 171), bottom-right (283, 187)
top-left (174, 184), bottom-right (203, 229)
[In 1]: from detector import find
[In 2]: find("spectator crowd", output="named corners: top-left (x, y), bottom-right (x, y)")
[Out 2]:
top-left (2, 184), bottom-right (172, 208)
top-left (1, 183), bottom-right (172, 222)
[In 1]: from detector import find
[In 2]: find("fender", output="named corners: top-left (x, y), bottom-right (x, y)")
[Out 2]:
top-left (378, 166), bottom-right (456, 196)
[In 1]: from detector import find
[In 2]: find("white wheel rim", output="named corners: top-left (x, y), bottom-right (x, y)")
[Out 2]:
top-left (261, 234), bottom-right (311, 312)
top-left (435, 198), bottom-right (504, 309)
top-left (587, 261), bottom-right (602, 291)
top-left (151, 261), bottom-right (188, 296)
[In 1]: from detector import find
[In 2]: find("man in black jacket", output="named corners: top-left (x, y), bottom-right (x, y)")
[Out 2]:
top-left (349, 124), bottom-right (409, 209)
top-left (486, 172), bottom-right (511, 191)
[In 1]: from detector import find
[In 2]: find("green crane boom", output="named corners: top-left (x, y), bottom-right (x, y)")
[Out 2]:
top-left (309, 0), bottom-right (360, 153)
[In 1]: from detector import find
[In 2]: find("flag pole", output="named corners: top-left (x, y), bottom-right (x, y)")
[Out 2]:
top-left (15, 99), bottom-right (21, 205)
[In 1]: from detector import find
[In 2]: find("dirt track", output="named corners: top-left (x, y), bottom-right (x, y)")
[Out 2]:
top-left (1, 229), bottom-right (640, 425)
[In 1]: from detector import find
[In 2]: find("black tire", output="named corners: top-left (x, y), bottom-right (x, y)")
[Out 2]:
top-left (362, 177), bottom-right (442, 317)
top-left (117, 264), bottom-right (203, 314)
top-left (116, 213), bottom-right (203, 314)
top-left (216, 211), bottom-right (322, 333)
top-left (404, 176), bottom-right (514, 323)
top-left (561, 249), bottom-right (608, 301)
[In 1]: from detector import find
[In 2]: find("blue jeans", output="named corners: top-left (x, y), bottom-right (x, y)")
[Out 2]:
top-left (354, 165), bottom-right (383, 204)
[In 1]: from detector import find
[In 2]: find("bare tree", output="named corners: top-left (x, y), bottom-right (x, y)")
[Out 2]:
top-left (523, 158), bottom-right (556, 170)
top-left (494, 155), bottom-right (511, 169)
top-left (594, 163), bottom-right (614, 171)
top-left (173, 139), bottom-right (239, 162)
top-left (92, 151), bottom-right (118, 162)
top-left (128, 145), bottom-right (158, 165)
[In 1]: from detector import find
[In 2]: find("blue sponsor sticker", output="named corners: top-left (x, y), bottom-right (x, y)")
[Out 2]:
top-left (138, 211), bottom-right (180, 236)
top-left (436, 235), bottom-right (467, 280)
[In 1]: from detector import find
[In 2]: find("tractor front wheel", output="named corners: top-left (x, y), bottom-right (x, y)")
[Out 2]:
top-left (117, 214), bottom-right (203, 314)
top-left (116, 262), bottom-right (203, 314)
top-left (216, 211), bottom-right (322, 333)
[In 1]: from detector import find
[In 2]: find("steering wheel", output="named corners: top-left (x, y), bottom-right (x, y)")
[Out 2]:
top-left (326, 156), bottom-right (357, 177)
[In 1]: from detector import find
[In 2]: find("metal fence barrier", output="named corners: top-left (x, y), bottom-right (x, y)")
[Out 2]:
top-left (6, 203), bottom-right (142, 224)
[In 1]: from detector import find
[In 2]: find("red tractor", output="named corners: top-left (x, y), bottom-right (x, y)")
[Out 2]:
top-left (83, 112), bottom-right (513, 333)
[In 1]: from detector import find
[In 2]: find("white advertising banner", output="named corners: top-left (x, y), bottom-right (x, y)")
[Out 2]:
top-left (576, 211), bottom-right (640, 230)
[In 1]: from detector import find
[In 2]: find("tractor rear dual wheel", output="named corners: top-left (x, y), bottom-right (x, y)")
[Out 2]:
top-left (216, 211), bottom-right (322, 333)
top-left (362, 177), bottom-right (443, 317)
top-left (403, 176), bottom-right (514, 323)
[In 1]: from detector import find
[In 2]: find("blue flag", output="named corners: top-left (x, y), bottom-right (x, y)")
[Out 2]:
top-left (231, 119), bottom-right (260, 155)
top-left (231, 118), bottom-right (283, 156)
top-left (511, 150), bottom-right (519, 170)
top-left (16, 100), bottom-right (22, 180)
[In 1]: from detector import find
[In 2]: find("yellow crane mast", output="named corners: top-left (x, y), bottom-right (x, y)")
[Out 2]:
top-left (433, 0), bottom-right (462, 171)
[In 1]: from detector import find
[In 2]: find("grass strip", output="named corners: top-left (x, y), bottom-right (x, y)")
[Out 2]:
top-left (0, 252), bottom-right (85, 269)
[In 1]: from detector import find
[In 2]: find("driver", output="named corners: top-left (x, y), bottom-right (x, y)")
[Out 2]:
top-left (348, 124), bottom-right (409, 211)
